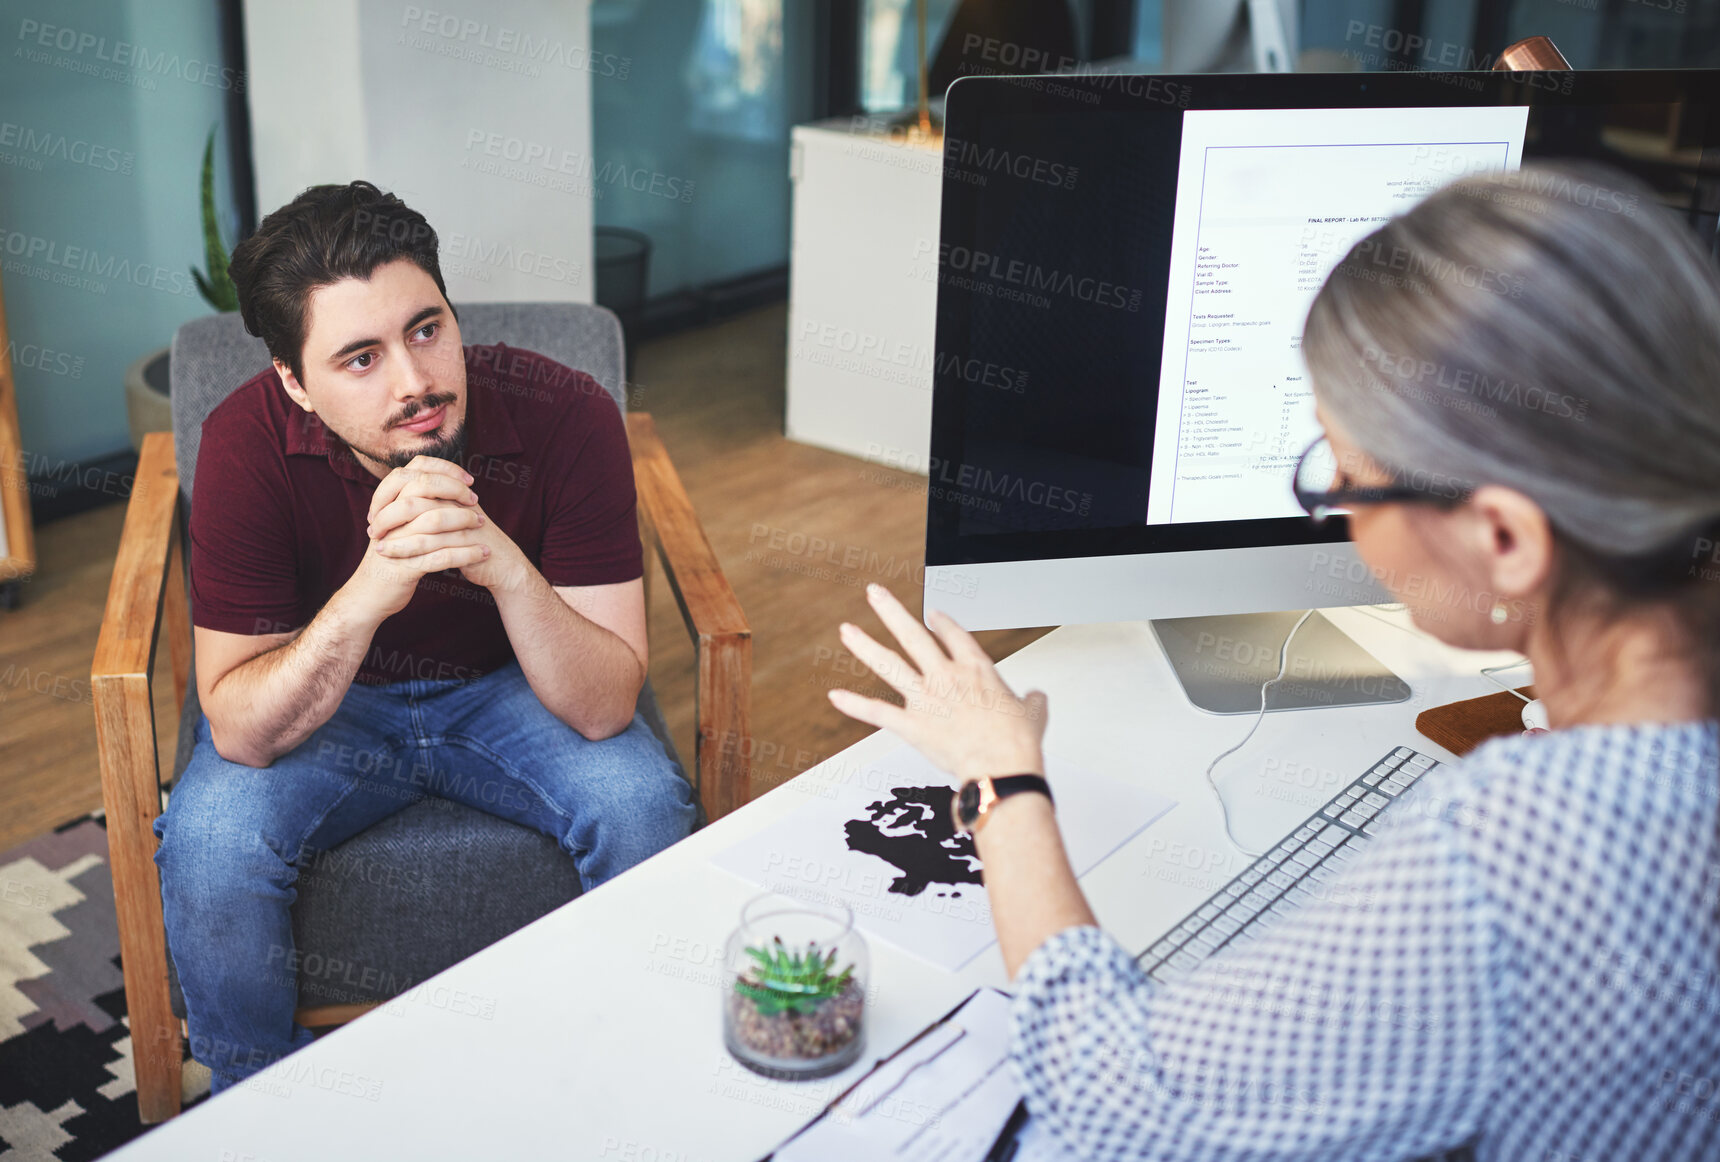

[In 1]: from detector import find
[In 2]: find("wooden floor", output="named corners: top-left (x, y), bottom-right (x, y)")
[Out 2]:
top-left (0, 303), bottom-right (1049, 851)
top-left (0, 502), bottom-right (180, 852)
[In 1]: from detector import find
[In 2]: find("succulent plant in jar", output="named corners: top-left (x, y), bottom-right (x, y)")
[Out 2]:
top-left (723, 895), bottom-right (868, 1079)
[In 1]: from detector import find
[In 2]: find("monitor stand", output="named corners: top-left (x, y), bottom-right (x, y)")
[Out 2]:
top-left (1149, 611), bottom-right (1412, 715)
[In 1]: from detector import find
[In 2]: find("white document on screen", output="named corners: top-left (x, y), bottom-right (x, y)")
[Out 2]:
top-left (712, 745), bottom-right (1177, 972)
top-left (1144, 105), bottom-right (1530, 527)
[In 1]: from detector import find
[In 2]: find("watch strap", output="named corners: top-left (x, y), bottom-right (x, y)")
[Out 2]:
top-left (989, 774), bottom-right (1053, 807)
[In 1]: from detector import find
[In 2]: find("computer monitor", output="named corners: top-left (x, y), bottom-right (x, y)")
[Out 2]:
top-left (920, 68), bottom-right (1720, 711)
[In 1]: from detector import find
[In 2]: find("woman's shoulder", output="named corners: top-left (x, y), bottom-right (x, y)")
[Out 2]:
top-left (1462, 718), bottom-right (1718, 793)
top-left (1435, 718), bottom-right (1719, 858)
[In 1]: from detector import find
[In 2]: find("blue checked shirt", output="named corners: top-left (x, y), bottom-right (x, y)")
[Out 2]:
top-left (1009, 721), bottom-right (1720, 1161)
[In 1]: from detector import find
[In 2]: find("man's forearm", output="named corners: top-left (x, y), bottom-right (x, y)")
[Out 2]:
top-left (492, 564), bottom-right (642, 739)
top-left (205, 584), bottom-right (382, 767)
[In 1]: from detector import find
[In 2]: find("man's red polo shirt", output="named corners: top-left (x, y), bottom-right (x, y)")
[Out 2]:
top-left (188, 342), bottom-right (643, 687)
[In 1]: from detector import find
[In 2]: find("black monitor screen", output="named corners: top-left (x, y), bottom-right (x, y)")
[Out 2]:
top-left (926, 69), bottom-right (1720, 567)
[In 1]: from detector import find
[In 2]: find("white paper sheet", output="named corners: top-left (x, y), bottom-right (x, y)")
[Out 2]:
top-left (713, 746), bottom-right (1177, 971)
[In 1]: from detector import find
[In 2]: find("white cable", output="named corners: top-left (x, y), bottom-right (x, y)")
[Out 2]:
top-left (1348, 602), bottom-right (1424, 638)
top-left (1203, 608), bottom-right (1316, 859)
top-left (1480, 658), bottom-right (1535, 702)
top-left (1353, 602), bottom-right (1535, 701)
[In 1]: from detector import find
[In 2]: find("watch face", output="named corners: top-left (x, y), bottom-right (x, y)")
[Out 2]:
top-left (957, 781), bottom-right (982, 826)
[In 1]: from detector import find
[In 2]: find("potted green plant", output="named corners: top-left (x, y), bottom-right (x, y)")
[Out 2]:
top-left (125, 124), bottom-right (238, 451)
top-left (723, 894), bottom-right (868, 1080)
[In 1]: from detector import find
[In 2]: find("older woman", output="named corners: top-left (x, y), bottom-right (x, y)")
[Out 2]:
top-left (829, 161), bottom-right (1719, 1161)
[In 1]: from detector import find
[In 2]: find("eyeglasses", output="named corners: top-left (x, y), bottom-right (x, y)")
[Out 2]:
top-left (1291, 434), bottom-right (1472, 523)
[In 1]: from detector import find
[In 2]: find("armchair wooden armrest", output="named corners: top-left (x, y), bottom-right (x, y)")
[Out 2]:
top-left (90, 430), bottom-right (188, 1123)
top-left (627, 412), bottom-right (754, 821)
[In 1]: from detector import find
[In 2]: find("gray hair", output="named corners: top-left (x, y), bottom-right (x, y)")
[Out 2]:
top-left (1305, 159), bottom-right (1720, 585)
top-left (1304, 156), bottom-right (1720, 940)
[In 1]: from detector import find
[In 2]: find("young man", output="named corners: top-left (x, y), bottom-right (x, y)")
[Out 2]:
top-left (151, 180), bottom-right (696, 1095)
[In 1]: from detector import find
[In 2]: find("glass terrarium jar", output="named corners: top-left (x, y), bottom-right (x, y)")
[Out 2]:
top-left (722, 892), bottom-right (869, 1080)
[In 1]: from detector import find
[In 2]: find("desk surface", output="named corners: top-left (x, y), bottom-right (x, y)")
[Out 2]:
top-left (110, 607), bottom-right (1521, 1161)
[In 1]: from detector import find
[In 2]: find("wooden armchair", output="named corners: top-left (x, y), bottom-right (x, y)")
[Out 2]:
top-left (91, 304), bottom-right (751, 1123)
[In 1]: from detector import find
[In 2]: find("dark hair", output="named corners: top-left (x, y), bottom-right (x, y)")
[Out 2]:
top-left (228, 180), bottom-right (455, 384)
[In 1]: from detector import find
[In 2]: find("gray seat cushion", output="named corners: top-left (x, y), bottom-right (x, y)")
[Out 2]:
top-left (163, 302), bottom-right (702, 1018)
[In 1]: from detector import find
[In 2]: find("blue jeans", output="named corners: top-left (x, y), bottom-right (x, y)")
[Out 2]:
top-left (151, 660), bottom-right (695, 1095)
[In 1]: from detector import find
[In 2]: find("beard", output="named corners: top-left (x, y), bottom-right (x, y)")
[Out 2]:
top-left (332, 392), bottom-right (469, 475)
top-left (380, 417), bottom-right (468, 471)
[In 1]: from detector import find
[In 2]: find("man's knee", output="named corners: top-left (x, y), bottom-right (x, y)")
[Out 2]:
top-left (595, 718), bottom-right (693, 819)
top-left (157, 746), bottom-right (300, 887)
top-left (643, 764), bottom-right (696, 825)
top-left (157, 813), bottom-right (295, 902)
top-left (607, 716), bottom-right (681, 780)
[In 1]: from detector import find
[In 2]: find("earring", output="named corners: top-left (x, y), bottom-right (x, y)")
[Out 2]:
top-left (1489, 603), bottom-right (1509, 625)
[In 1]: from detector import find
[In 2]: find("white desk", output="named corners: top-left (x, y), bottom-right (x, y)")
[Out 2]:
top-left (110, 609), bottom-right (1520, 1161)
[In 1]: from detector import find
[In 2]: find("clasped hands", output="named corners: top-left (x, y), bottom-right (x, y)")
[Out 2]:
top-left (353, 455), bottom-right (526, 618)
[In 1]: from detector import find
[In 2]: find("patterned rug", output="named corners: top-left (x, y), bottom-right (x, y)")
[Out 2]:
top-left (0, 810), bottom-right (209, 1160)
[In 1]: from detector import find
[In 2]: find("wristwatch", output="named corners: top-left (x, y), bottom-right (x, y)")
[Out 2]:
top-left (951, 774), bottom-right (1053, 836)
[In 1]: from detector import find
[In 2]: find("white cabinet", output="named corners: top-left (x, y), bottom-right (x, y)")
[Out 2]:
top-left (785, 119), bottom-right (943, 471)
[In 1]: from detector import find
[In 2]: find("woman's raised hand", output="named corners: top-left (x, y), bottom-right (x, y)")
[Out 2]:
top-left (827, 583), bottom-right (1050, 783)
